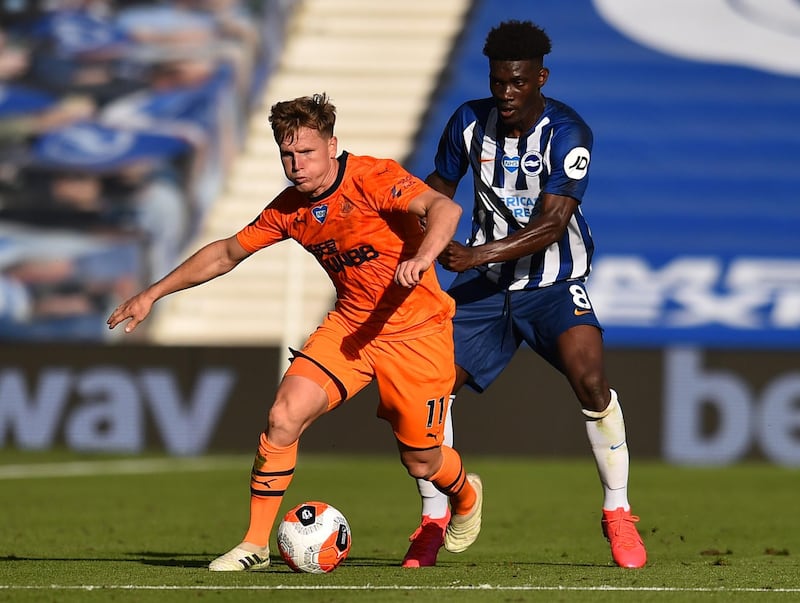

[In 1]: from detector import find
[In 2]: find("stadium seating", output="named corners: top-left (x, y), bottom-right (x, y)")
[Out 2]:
top-left (0, 0), bottom-right (295, 342)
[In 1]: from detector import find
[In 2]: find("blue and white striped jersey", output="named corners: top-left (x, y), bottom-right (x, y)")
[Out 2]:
top-left (434, 97), bottom-right (595, 290)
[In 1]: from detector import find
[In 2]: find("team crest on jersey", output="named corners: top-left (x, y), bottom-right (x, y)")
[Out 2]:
top-left (502, 152), bottom-right (543, 176)
top-left (502, 155), bottom-right (520, 173)
top-left (312, 204), bottom-right (328, 223)
top-left (521, 151), bottom-right (544, 176)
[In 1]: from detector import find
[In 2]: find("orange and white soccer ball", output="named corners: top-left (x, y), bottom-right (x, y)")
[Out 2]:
top-left (276, 501), bottom-right (351, 573)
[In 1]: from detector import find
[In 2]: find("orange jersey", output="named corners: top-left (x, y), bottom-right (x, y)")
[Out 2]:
top-left (236, 152), bottom-right (455, 340)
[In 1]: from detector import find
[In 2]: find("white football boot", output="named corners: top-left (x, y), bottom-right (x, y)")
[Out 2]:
top-left (209, 544), bottom-right (270, 571)
top-left (444, 473), bottom-right (483, 553)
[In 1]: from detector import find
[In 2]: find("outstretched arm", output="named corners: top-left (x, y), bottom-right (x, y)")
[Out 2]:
top-left (107, 235), bottom-right (252, 333)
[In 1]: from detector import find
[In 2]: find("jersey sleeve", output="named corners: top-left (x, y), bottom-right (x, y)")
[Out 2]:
top-left (543, 118), bottom-right (594, 203)
top-left (362, 157), bottom-right (431, 212)
top-left (235, 192), bottom-right (292, 252)
top-left (433, 102), bottom-right (472, 183)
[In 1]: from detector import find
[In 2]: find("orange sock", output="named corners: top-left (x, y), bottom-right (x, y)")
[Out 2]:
top-left (429, 445), bottom-right (476, 516)
top-left (242, 432), bottom-right (298, 547)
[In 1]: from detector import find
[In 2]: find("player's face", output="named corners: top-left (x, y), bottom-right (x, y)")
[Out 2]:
top-left (488, 59), bottom-right (549, 137)
top-left (279, 127), bottom-right (338, 197)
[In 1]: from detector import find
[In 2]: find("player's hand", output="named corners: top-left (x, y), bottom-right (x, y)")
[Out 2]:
top-left (394, 257), bottom-right (431, 288)
top-left (438, 240), bottom-right (477, 272)
top-left (107, 291), bottom-right (156, 333)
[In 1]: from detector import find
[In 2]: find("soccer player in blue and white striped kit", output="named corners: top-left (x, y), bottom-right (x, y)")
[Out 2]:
top-left (402, 19), bottom-right (647, 570)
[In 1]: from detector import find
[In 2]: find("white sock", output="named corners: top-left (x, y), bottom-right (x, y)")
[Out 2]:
top-left (415, 395), bottom-right (454, 520)
top-left (583, 389), bottom-right (631, 511)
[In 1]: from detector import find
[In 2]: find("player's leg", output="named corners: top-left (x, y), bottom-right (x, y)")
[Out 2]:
top-left (375, 324), bottom-right (483, 562)
top-left (211, 320), bottom-right (370, 572)
top-left (555, 322), bottom-right (646, 568)
top-left (404, 392), bottom-right (453, 567)
top-left (400, 445), bottom-right (483, 554)
top-left (555, 325), bottom-right (629, 504)
top-left (405, 270), bottom-right (512, 566)
top-left (413, 393), bottom-right (454, 518)
top-left (209, 364), bottom-right (332, 571)
top-left (514, 281), bottom-right (646, 568)
top-left (406, 364), bottom-right (475, 566)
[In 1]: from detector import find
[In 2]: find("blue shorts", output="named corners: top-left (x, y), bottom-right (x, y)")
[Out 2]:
top-left (447, 269), bottom-right (603, 392)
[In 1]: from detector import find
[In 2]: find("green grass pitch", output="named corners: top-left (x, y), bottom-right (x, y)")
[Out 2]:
top-left (0, 450), bottom-right (798, 602)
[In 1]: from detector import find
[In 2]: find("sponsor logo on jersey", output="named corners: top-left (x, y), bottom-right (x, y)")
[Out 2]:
top-left (502, 196), bottom-right (536, 218)
top-left (308, 239), bottom-right (338, 257)
top-left (307, 239), bottom-right (380, 273)
top-left (392, 175), bottom-right (417, 198)
top-left (564, 147), bottom-right (590, 179)
top-left (321, 245), bottom-right (380, 273)
top-left (312, 204), bottom-right (328, 223)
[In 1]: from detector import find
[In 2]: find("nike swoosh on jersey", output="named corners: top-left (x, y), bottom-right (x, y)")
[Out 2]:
top-left (574, 308), bottom-right (592, 316)
top-left (610, 441), bottom-right (626, 450)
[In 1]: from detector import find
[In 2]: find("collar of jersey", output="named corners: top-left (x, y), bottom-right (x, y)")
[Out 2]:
top-left (308, 151), bottom-right (349, 203)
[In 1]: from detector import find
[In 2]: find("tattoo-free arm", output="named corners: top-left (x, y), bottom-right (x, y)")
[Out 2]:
top-left (438, 192), bottom-right (577, 272)
top-left (107, 235), bottom-right (252, 332)
top-left (394, 188), bottom-right (462, 287)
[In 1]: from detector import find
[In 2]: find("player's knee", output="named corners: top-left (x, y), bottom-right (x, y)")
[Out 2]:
top-left (400, 450), bottom-right (438, 480)
top-left (576, 373), bottom-right (610, 412)
top-left (266, 401), bottom-right (302, 445)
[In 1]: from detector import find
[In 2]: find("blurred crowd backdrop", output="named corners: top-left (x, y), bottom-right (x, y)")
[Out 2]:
top-left (0, 0), bottom-right (292, 341)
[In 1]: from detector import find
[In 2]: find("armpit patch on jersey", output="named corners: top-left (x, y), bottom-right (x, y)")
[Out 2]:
top-left (564, 147), bottom-right (591, 180)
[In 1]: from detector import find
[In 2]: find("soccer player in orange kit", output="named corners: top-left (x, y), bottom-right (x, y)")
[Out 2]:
top-left (107, 93), bottom-right (483, 571)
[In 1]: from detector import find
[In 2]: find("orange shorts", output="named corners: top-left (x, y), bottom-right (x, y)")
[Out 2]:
top-left (285, 315), bottom-right (455, 449)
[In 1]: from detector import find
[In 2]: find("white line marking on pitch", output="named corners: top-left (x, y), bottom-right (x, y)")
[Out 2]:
top-left (1, 585), bottom-right (799, 593)
top-left (0, 456), bottom-right (248, 480)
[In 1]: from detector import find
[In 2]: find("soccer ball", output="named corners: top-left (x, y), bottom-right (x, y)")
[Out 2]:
top-left (276, 501), bottom-right (351, 573)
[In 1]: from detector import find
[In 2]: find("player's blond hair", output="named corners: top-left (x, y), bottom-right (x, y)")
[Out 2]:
top-left (269, 93), bottom-right (336, 144)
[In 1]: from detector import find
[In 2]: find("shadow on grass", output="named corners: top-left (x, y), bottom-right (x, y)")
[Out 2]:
top-left (135, 553), bottom-right (408, 569)
top-left (1, 552), bottom-right (605, 570)
top-left (0, 552), bottom-right (208, 569)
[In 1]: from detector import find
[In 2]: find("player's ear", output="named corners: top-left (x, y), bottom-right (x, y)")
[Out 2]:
top-left (539, 67), bottom-right (550, 87)
top-left (329, 135), bottom-right (338, 158)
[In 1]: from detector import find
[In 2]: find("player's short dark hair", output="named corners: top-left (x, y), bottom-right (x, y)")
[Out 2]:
top-left (269, 93), bottom-right (336, 144)
top-left (483, 20), bottom-right (552, 61)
